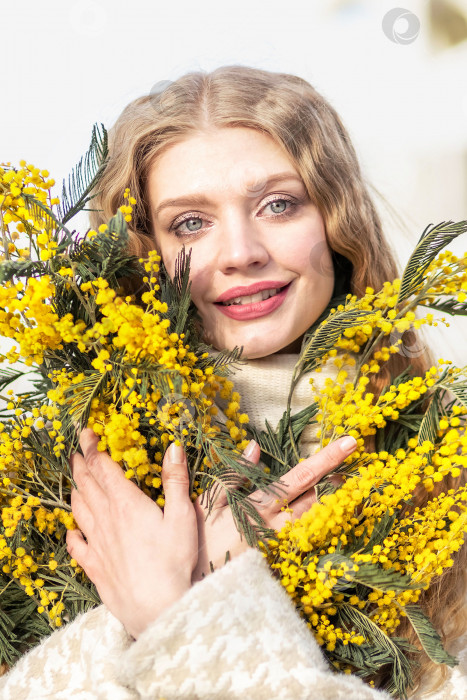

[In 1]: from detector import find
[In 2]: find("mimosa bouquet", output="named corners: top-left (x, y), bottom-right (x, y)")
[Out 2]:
top-left (0, 127), bottom-right (466, 698)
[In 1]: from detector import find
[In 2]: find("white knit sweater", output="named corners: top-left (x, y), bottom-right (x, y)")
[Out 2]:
top-left (218, 351), bottom-right (357, 459)
top-left (0, 353), bottom-right (466, 699)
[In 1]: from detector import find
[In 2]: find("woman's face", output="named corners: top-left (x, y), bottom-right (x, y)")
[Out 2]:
top-left (147, 127), bottom-right (335, 359)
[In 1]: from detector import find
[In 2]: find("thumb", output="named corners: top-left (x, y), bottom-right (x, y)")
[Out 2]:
top-left (203, 440), bottom-right (261, 512)
top-left (242, 439), bottom-right (261, 465)
top-left (162, 442), bottom-right (191, 522)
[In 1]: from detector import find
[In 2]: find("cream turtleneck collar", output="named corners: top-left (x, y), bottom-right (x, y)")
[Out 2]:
top-left (214, 351), bottom-right (356, 460)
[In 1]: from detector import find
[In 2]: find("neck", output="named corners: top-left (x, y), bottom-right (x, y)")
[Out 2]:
top-left (213, 350), bottom-right (356, 460)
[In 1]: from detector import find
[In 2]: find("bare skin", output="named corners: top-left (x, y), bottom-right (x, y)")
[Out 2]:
top-left (147, 127), bottom-right (334, 359)
top-left (66, 126), bottom-right (343, 638)
top-left (67, 429), bottom-right (357, 638)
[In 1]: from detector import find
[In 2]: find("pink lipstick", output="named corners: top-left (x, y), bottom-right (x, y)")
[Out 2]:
top-left (215, 281), bottom-right (292, 320)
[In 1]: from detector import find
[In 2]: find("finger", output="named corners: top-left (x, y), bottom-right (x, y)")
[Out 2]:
top-left (281, 470), bottom-right (347, 524)
top-left (249, 435), bottom-right (357, 511)
top-left (239, 440), bottom-right (261, 466)
top-left (248, 482), bottom-right (288, 511)
top-left (236, 440), bottom-right (261, 479)
top-left (70, 449), bottom-right (91, 479)
top-left (79, 427), bottom-right (100, 460)
top-left (329, 474), bottom-right (345, 488)
top-left (72, 450), bottom-right (96, 488)
top-left (283, 488), bottom-right (319, 523)
top-left (71, 450), bottom-right (108, 512)
top-left (79, 427), bottom-right (125, 489)
top-left (207, 440), bottom-right (261, 511)
top-left (161, 442), bottom-right (192, 524)
top-left (70, 487), bottom-right (95, 538)
top-left (279, 435), bottom-right (357, 504)
top-left (66, 527), bottom-right (88, 566)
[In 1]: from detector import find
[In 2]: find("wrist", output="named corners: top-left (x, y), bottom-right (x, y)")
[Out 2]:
top-left (127, 578), bottom-right (193, 639)
top-left (191, 554), bottom-right (209, 583)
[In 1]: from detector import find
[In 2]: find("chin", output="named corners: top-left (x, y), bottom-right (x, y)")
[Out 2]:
top-left (207, 338), bottom-right (272, 360)
top-left (238, 336), bottom-right (302, 360)
top-left (203, 326), bottom-right (304, 359)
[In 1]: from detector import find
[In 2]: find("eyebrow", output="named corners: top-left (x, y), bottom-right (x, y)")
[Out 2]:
top-left (153, 172), bottom-right (304, 219)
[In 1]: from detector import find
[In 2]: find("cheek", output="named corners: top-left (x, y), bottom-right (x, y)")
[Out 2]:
top-left (156, 241), bottom-right (208, 305)
top-left (306, 238), bottom-right (335, 282)
top-left (161, 253), bottom-right (176, 280)
top-left (154, 235), bottom-right (179, 280)
top-left (279, 220), bottom-right (331, 279)
top-left (187, 265), bottom-right (213, 307)
top-left (151, 223), bottom-right (180, 279)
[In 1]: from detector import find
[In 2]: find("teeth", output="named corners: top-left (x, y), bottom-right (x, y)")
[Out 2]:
top-left (223, 288), bottom-right (280, 306)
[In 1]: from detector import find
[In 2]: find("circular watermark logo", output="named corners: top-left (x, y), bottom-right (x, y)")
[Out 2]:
top-left (69, 1), bottom-right (107, 38)
top-left (249, 485), bottom-right (288, 511)
top-left (148, 79), bottom-right (174, 113)
top-left (217, 162), bottom-right (279, 201)
top-left (309, 240), bottom-right (335, 278)
top-left (233, 166), bottom-right (270, 200)
top-left (156, 391), bottom-right (196, 433)
top-left (382, 8), bottom-right (420, 45)
top-left (389, 327), bottom-right (426, 359)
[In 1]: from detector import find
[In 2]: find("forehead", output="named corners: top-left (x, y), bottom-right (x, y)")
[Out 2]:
top-left (147, 127), bottom-right (301, 202)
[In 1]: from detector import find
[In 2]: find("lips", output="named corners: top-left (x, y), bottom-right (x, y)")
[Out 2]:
top-left (215, 281), bottom-right (292, 321)
top-left (214, 280), bottom-right (290, 304)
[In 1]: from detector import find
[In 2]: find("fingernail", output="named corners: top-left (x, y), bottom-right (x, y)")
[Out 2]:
top-left (340, 435), bottom-right (357, 452)
top-left (243, 440), bottom-right (257, 460)
top-left (168, 442), bottom-right (185, 463)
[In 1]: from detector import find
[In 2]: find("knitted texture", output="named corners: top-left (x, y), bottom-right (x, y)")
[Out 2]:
top-left (0, 354), bottom-right (465, 699)
top-left (0, 604), bottom-right (135, 699)
top-left (1, 548), bottom-right (465, 699)
top-left (118, 548), bottom-right (391, 700)
top-left (214, 351), bottom-right (356, 459)
top-left (0, 549), bottom-right (390, 700)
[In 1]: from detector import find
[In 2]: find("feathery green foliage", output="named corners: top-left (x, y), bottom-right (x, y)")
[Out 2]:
top-left (397, 221), bottom-right (467, 304)
top-left (0, 137), bottom-right (467, 698)
top-left (57, 123), bottom-right (108, 225)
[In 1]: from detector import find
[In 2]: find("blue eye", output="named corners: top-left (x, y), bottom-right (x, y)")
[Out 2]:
top-left (178, 217), bottom-right (203, 233)
top-left (267, 199), bottom-right (288, 214)
top-left (170, 196), bottom-right (297, 238)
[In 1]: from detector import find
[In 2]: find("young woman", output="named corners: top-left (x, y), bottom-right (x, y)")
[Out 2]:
top-left (1, 65), bottom-right (466, 699)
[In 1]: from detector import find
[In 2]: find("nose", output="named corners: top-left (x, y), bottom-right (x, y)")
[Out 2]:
top-left (215, 209), bottom-right (270, 274)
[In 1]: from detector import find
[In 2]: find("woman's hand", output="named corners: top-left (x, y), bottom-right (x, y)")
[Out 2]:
top-left (191, 435), bottom-right (357, 582)
top-left (66, 429), bottom-right (198, 639)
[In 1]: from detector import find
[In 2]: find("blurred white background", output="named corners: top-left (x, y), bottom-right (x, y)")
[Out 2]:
top-left (1, 0), bottom-right (466, 395)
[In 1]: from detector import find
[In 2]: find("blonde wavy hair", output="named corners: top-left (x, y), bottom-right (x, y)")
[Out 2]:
top-left (89, 64), bottom-right (467, 696)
